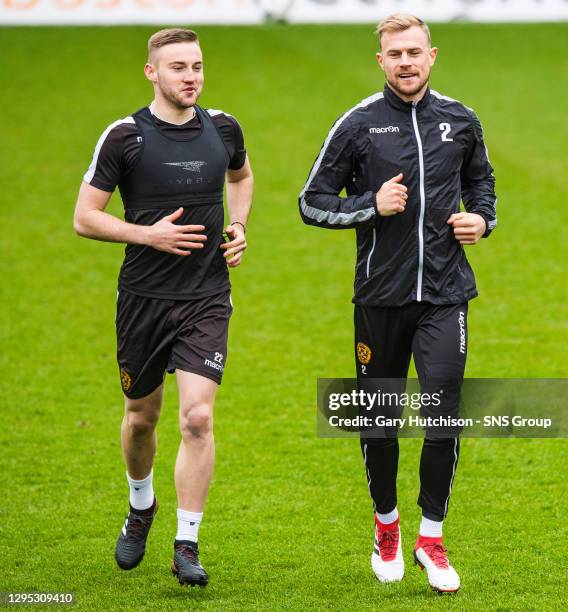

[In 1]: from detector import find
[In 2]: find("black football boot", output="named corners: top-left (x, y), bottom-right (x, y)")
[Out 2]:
top-left (171, 540), bottom-right (209, 587)
top-left (115, 499), bottom-right (158, 570)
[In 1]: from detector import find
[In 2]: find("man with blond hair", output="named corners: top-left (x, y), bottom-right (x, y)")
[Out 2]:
top-left (300, 14), bottom-right (496, 592)
top-left (74, 28), bottom-right (253, 587)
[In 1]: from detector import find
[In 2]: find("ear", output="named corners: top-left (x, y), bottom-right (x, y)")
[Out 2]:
top-left (429, 46), bottom-right (438, 67)
top-left (144, 62), bottom-right (157, 83)
top-left (376, 52), bottom-right (385, 72)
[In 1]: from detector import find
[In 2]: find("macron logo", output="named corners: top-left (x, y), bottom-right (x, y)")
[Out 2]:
top-left (458, 311), bottom-right (466, 355)
top-left (369, 126), bottom-right (400, 134)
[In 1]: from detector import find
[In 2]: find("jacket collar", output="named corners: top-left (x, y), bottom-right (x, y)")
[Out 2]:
top-left (383, 83), bottom-right (431, 112)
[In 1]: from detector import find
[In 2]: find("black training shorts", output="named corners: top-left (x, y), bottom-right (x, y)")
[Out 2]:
top-left (116, 289), bottom-right (233, 399)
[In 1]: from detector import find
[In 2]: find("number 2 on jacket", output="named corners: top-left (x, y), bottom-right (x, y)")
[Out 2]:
top-left (439, 122), bottom-right (453, 142)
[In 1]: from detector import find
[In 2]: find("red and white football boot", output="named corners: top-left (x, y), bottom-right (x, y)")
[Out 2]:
top-left (371, 515), bottom-right (404, 583)
top-left (414, 535), bottom-right (460, 593)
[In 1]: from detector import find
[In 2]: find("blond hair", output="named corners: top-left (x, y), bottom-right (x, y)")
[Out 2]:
top-left (148, 28), bottom-right (199, 60)
top-left (376, 14), bottom-right (431, 48)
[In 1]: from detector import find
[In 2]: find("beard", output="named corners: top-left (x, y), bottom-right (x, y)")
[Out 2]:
top-left (160, 84), bottom-right (201, 110)
top-left (386, 71), bottom-right (429, 99)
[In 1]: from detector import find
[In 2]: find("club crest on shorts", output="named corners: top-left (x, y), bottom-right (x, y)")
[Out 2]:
top-left (120, 368), bottom-right (132, 392)
top-left (357, 342), bottom-right (372, 365)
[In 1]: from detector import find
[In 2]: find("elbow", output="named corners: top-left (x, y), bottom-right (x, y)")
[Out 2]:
top-left (298, 196), bottom-right (316, 227)
top-left (298, 195), bottom-right (309, 225)
top-left (73, 215), bottom-right (88, 237)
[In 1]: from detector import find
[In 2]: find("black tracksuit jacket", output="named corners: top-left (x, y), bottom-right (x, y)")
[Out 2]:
top-left (299, 85), bottom-right (497, 306)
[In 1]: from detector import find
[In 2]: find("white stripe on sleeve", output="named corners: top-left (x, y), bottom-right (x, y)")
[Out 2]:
top-left (299, 92), bottom-right (383, 226)
top-left (83, 116), bottom-right (135, 184)
top-left (207, 108), bottom-right (231, 118)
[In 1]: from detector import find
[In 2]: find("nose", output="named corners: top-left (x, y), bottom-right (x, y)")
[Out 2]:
top-left (399, 53), bottom-right (412, 66)
top-left (183, 70), bottom-right (196, 82)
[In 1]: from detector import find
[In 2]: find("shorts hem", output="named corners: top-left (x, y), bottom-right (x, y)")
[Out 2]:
top-left (168, 365), bottom-right (223, 385)
top-left (122, 378), bottom-right (164, 400)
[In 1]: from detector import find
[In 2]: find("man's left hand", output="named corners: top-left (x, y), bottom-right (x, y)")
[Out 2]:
top-left (221, 224), bottom-right (247, 267)
top-left (447, 212), bottom-right (486, 245)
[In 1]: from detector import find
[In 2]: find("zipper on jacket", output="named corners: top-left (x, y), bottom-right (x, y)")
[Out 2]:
top-left (411, 102), bottom-right (426, 302)
top-left (366, 228), bottom-right (376, 278)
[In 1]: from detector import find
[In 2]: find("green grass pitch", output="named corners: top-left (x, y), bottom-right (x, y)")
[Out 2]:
top-left (1, 23), bottom-right (567, 611)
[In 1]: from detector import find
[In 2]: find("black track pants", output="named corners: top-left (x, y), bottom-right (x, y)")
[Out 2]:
top-left (355, 301), bottom-right (466, 521)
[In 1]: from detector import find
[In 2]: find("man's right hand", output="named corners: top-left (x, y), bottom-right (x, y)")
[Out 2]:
top-left (376, 173), bottom-right (408, 216)
top-left (144, 207), bottom-right (207, 256)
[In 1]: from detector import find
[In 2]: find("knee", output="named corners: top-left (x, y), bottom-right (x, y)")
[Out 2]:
top-left (180, 403), bottom-right (213, 440)
top-left (125, 409), bottom-right (158, 437)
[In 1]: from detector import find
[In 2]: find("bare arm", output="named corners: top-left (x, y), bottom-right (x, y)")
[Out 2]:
top-left (74, 181), bottom-right (146, 244)
top-left (221, 156), bottom-right (253, 268)
top-left (73, 181), bottom-right (207, 256)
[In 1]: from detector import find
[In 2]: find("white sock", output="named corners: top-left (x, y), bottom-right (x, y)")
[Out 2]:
top-left (126, 469), bottom-right (154, 510)
top-left (376, 507), bottom-right (399, 525)
top-left (176, 509), bottom-right (203, 543)
top-left (420, 516), bottom-right (443, 538)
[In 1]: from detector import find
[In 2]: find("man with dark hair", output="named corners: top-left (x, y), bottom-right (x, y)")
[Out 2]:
top-left (74, 28), bottom-right (253, 587)
top-left (300, 14), bottom-right (496, 593)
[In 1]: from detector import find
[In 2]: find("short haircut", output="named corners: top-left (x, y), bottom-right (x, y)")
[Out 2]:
top-left (376, 14), bottom-right (431, 48)
top-left (148, 28), bottom-right (199, 61)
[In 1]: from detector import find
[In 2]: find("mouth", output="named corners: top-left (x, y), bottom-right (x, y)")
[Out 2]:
top-left (182, 88), bottom-right (196, 94)
top-left (397, 73), bottom-right (418, 80)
